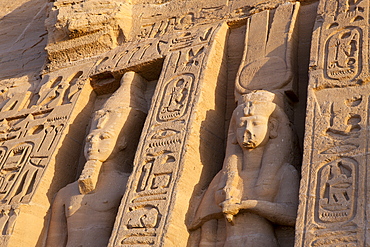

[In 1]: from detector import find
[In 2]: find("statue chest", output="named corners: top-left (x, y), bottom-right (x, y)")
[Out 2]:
top-left (65, 192), bottom-right (123, 217)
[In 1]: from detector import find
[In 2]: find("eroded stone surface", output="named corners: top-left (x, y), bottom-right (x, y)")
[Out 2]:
top-left (45, 0), bottom-right (133, 70)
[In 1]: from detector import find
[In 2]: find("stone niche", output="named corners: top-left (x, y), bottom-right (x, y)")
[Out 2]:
top-left (3, 0), bottom-right (365, 246)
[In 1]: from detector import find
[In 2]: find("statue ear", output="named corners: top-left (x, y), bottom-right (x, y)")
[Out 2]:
top-left (118, 136), bottom-right (128, 151)
top-left (269, 118), bottom-right (278, 139)
top-left (228, 116), bottom-right (238, 144)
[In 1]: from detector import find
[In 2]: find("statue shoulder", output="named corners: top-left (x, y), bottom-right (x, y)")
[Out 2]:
top-left (54, 181), bottom-right (79, 202)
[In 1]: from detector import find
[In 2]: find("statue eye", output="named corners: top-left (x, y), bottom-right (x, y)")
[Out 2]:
top-left (86, 135), bottom-right (93, 141)
top-left (100, 133), bottom-right (111, 139)
top-left (253, 121), bottom-right (263, 126)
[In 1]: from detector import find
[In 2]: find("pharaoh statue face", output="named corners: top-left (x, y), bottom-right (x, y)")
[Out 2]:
top-left (84, 128), bottom-right (118, 162)
top-left (235, 114), bottom-right (270, 149)
top-left (234, 101), bottom-right (276, 149)
top-left (84, 111), bottom-right (122, 162)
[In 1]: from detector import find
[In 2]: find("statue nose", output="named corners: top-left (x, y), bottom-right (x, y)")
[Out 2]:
top-left (244, 130), bottom-right (252, 142)
top-left (89, 135), bottom-right (100, 144)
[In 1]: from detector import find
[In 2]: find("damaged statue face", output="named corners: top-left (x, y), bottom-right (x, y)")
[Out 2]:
top-left (235, 113), bottom-right (270, 149)
top-left (234, 99), bottom-right (276, 149)
top-left (84, 111), bottom-right (122, 162)
top-left (84, 128), bottom-right (117, 161)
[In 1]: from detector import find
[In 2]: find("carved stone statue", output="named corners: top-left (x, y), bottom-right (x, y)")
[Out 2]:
top-left (190, 90), bottom-right (300, 246)
top-left (45, 72), bottom-right (147, 247)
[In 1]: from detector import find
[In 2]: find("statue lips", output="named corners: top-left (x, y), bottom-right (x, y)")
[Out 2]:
top-left (242, 140), bottom-right (256, 149)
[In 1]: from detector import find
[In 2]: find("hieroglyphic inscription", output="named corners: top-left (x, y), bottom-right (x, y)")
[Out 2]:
top-left (93, 37), bottom-right (165, 76)
top-left (325, 28), bottom-right (361, 81)
top-left (317, 158), bottom-right (356, 223)
top-left (137, 5), bottom-right (228, 38)
top-left (296, 0), bottom-right (370, 245)
top-left (109, 22), bottom-right (225, 246)
top-left (135, 0), bottom-right (279, 41)
top-left (297, 88), bottom-right (367, 246)
top-left (37, 71), bottom-right (84, 108)
top-left (93, 24), bottom-right (215, 77)
top-left (158, 74), bottom-right (194, 121)
top-left (311, 0), bottom-right (369, 89)
top-left (0, 70), bottom-right (86, 205)
top-left (0, 64), bottom-right (92, 239)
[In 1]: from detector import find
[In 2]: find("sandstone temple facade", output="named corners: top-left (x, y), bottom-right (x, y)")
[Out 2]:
top-left (0, 0), bottom-right (366, 246)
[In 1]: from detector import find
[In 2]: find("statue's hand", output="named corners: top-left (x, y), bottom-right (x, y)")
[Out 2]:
top-left (220, 200), bottom-right (240, 225)
top-left (220, 200), bottom-right (240, 216)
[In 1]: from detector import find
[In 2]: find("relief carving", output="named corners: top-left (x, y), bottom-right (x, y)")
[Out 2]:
top-left (146, 126), bottom-right (181, 153)
top-left (312, 0), bottom-right (369, 89)
top-left (190, 91), bottom-right (299, 246)
top-left (4, 0), bottom-right (324, 245)
top-left (137, 151), bottom-right (175, 192)
top-left (126, 206), bottom-right (160, 229)
top-left (317, 158), bottom-right (356, 223)
top-left (92, 24), bottom-right (215, 77)
top-left (134, 1), bottom-right (286, 42)
top-left (297, 88), bottom-right (368, 246)
top-left (325, 28), bottom-right (361, 81)
top-left (0, 114), bottom-right (72, 205)
top-left (136, 8), bottom-right (222, 41)
top-left (0, 64), bottom-right (93, 244)
top-left (235, 3), bottom-right (299, 99)
top-left (37, 71), bottom-right (84, 108)
top-left (0, 205), bottom-right (19, 236)
top-left (46, 71), bottom-right (147, 247)
top-left (158, 74), bottom-right (194, 121)
top-left (296, 0), bottom-right (370, 244)
top-left (109, 22), bottom-right (228, 246)
top-left (0, 143), bottom-right (34, 203)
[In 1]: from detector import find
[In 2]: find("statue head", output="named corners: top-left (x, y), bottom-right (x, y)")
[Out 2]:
top-left (84, 109), bottom-right (127, 162)
top-left (232, 91), bottom-right (278, 149)
top-left (79, 71), bottom-right (147, 194)
top-left (83, 71), bottom-right (147, 163)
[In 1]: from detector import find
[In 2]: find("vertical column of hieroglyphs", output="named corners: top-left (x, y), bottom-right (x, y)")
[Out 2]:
top-left (0, 62), bottom-right (95, 246)
top-left (296, 0), bottom-right (370, 246)
top-left (108, 22), bottom-right (228, 247)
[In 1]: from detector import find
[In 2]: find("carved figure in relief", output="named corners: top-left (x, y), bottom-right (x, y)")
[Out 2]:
top-left (0, 143), bottom-right (33, 202)
top-left (159, 74), bottom-right (193, 121)
top-left (325, 28), bottom-right (360, 81)
top-left (190, 91), bottom-right (299, 246)
top-left (46, 72), bottom-right (147, 247)
top-left (127, 206), bottom-right (159, 229)
top-left (0, 204), bottom-right (19, 235)
top-left (317, 158), bottom-right (356, 223)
